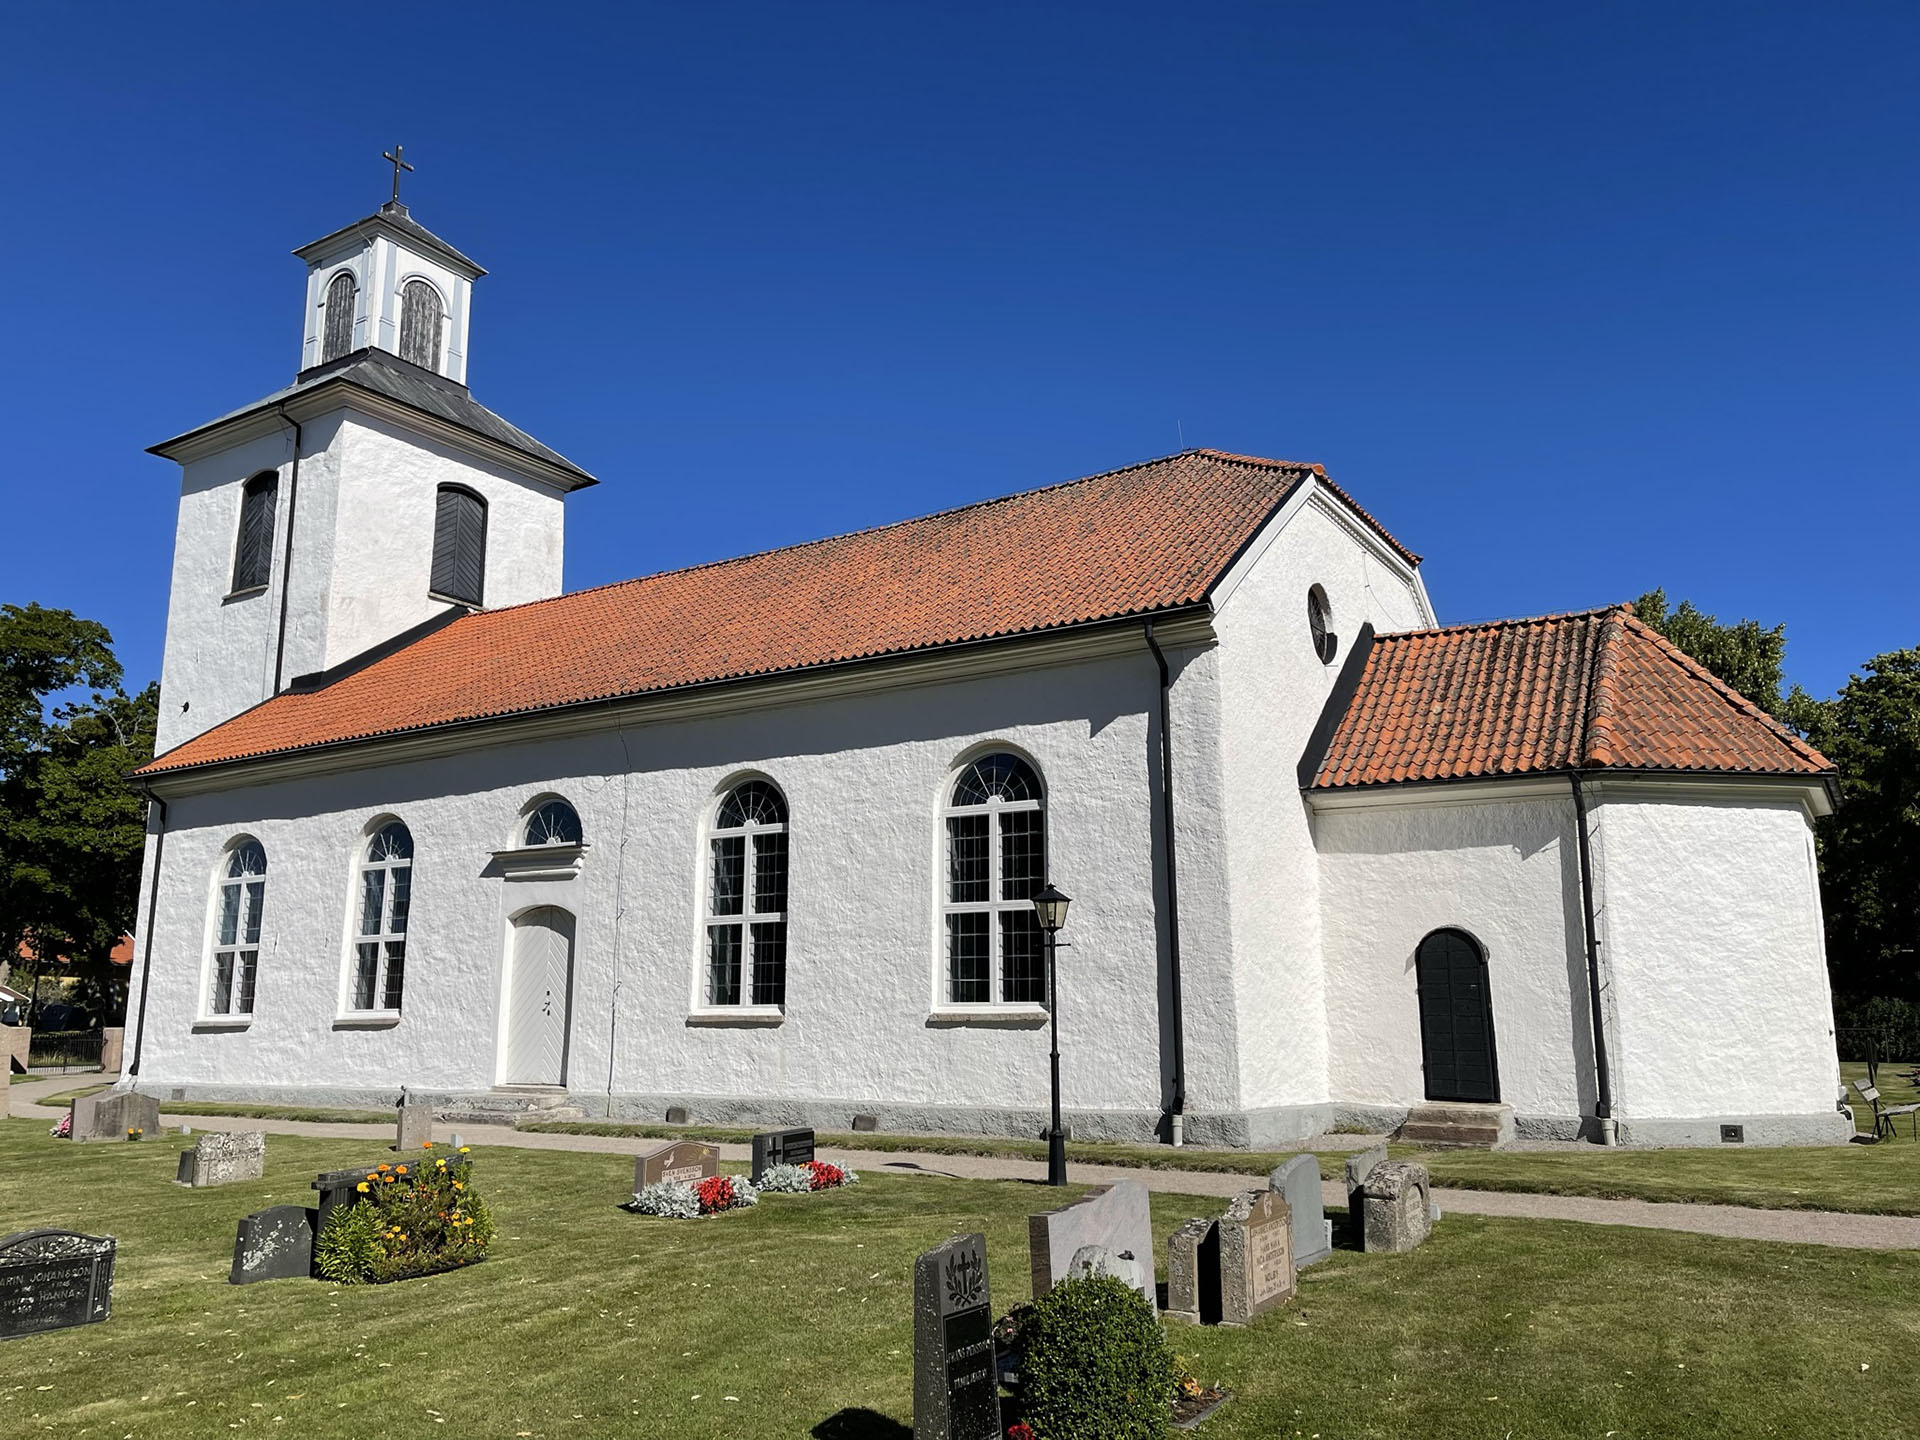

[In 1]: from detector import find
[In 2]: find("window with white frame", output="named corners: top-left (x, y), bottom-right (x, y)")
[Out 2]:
top-left (399, 278), bottom-right (444, 371)
top-left (525, 798), bottom-right (583, 847)
top-left (207, 839), bottom-right (267, 1016)
top-left (704, 780), bottom-right (788, 1007)
top-left (943, 753), bottom-right (1047, 1006)
top-left (321, 270), bottom-right (357, 362)
top-left (350, 822), bottom-right (413, 1013)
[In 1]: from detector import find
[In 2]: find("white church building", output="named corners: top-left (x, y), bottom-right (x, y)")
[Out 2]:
top-left (122, 194), bottom-right (1852, 1148)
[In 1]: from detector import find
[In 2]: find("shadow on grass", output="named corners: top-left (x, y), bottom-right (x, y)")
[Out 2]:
top-left (812, 1407), bottom-right (912, 1439)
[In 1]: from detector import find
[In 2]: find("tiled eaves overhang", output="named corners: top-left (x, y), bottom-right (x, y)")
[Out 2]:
top-left (133, 449), bottom-right (1421, 788)
top-left (1305, 604), bottom-right (1837, 809)
top-left (133, 603), bottom-right (1221, 794)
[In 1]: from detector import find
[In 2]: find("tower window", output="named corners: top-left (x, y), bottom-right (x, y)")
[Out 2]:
top-left (1307, 584), bottom-right (1338, 665)
top-left (399, 279), bottom-right (444, 372)
top-left (232, 472), bottom-right (278, 594)
top-left (321, 270), bottom-right (357, 363)
top-left (430, 485), bottom-right (487, 606)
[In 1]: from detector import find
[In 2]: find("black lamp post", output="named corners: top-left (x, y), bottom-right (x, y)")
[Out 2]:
top-left (1033, 882), bottom-right (1072, 1186)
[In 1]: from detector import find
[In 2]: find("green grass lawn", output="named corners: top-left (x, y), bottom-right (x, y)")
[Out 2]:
top-left (2, 1118), bottom-right (1915, 1439)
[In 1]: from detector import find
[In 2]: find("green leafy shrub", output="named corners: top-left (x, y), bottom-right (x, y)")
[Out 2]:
top-left (314, 1145), bottom-right (493, 1284)
top-left (1018, 1272), bottom-right (1177, 1440)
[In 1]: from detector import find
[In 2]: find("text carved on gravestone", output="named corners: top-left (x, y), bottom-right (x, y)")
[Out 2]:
top-left (0, 1230), bottom-right (116, 1340)
top-left (913, 1232), bottom-right (1000, 1440)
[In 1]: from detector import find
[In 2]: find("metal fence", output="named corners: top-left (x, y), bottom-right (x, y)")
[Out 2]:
top-left (27, 1030), bottom-right (104, 1073)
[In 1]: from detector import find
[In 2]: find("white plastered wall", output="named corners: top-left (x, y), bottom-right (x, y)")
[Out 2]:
top-left (153, 403), bottom-right (566, 754)
top-left (1592, 785), bottom-right (1848, 1144)
top-left (1314, 787), bottom-right (1593, 1133)
top-left (127, 647), bottom-right (1216, 1137)
top-left (1210, 485), bottom-right (1432, 1140)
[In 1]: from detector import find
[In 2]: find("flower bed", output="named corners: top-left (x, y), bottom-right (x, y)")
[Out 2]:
top-left (315, 1144), bottom-right (493, 1283)
top-left (755, 1160), bottom-right (860, 1194)
top-left (629, 1172), bottom-right (758, 1218)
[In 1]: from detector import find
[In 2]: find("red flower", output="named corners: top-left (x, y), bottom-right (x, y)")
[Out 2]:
top-left (695, 1174), bottom-right (737, 1215)
top-left (806, 1160), bottom-right (846, 1191)
top-left (1008, 1426), bottom-right (1036, 1440)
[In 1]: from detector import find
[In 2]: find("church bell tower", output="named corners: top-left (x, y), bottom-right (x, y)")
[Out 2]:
top-left (147, 149), bottom-right (597, 757)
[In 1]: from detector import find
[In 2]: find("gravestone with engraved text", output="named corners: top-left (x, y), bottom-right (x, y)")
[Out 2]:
top-left (913, 1231), bottom-right (1000, 1440)
top-left (0, 1230), bottom-right (116, 1340)
top-left (635, 1140), bottom-right (720, 1191)
top-left (230, 1206), bottom-right (316, 1285)
top-left (750, 1127), bottom-right (816, 1182)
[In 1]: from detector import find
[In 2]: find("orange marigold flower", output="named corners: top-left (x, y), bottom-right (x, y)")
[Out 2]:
top-left (378, 1163), bottom-right (391, 1172)
top-left (383, 1175), bottom-right (396, 1184)
top-left (422, 1140), bottom-right (434, 1149)
top-left (452, 1180), bottom-right (464, 1190)
top-left (396, 1165), bottom-right (408, 1175)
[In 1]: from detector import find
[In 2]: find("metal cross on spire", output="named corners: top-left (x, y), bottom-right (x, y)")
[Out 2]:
top-left (382, 145), bottom-right (414, 203)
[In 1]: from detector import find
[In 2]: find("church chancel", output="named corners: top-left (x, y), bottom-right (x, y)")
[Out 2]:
top-left (122, 164), bottom-right (1852, 1150)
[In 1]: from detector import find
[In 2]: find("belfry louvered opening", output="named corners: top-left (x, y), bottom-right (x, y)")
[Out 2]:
top-left (231, 472), bottom-right (279, 594)
top-left (430, 484), bottom-right (487, 607)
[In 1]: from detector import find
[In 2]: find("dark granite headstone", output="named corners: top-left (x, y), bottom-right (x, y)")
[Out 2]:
top-left (230, 1206), bottom-right (316, 1285)
top-left (913, 1231), bottom-right (1000, 1440)
top-left (750, 1127), bottom-right (815, 1182)
top-left (635, 1140), bottom-right (719, 1189)
top-left (0, 1229), bottom-right (115, 1339)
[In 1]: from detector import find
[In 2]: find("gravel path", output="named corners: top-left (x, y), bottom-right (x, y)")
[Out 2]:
top-left (12, 1076), bottom-right (1917, 1251)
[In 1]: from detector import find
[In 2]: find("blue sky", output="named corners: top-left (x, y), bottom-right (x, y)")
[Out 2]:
top-left (2, 3), bottom-right (1912, 701)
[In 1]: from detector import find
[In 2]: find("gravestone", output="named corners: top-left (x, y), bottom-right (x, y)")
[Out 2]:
top-left (1165, 1217), bottom-right (1217, 1324)
top-left (912, 1231), bottom-right (1000, 1440)
top-left (1360, 1160), bottom-right (1433, 1254)
top-left (1344, 1141), bottom-right (1388, 1237)
top-left (1, 1025), bottom-right (27, 1076)
top-left (229, 1206), bottom-right (315, 1285)
top-left (0, 1229), bottom-right (115, 1339)
top-left (69, 1090), bottom-right (161, 1144)
top-left (176, 1131), bottom-right (266, 1188)
top-left (750, 1127), bottom-right (815, 1182)
top-left (1218, 1189), bottom-right (1294, 1325)
top-left (635, 1139), bottom-right (719, 1190)
top-left (1028, 1180), bottom-right (1155, 1311)
top-left (1065, 1242), bottom-right (1152, 1297)
top-left (395, 1103), bottom-right (433, 1153)
top-left (1268, 1154), bottom-right (1331, 1268)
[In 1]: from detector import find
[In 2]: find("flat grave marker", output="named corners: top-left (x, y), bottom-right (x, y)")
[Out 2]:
top-left (636, 1139), bottom-right (719, 1190)
top-left (913, 1231), bottom-right (1000, 1440)
top-left (0, 1229), bottom-right (116, 1340)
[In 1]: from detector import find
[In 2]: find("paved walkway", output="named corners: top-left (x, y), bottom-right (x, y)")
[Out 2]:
top-left (12, 1077), bottom-right (1918, 1251)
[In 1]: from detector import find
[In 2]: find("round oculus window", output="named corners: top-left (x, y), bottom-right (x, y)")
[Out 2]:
top-left (1307, 585), bottom-right (1338, 665)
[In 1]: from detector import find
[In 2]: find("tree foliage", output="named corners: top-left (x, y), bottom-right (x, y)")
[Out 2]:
top-left (0, 604), bottom-right (155, 1022)
top-left (1632, 587), bottom-right (1791, 714)
top-left (1795, 650), bottom-right (1920, 1000)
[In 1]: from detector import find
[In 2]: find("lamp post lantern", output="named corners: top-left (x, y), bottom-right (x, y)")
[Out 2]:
top-left (1033, 883), bottom-right (1072, 1186)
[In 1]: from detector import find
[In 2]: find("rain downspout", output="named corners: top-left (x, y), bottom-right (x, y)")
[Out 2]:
top-left (271, 406), bottom-right (303, 694)
top-left (1570, 771), bottom-right (1617, 1144)
top-left (1144, 621), bottom-right (1188, 1145)
top-left (126, 787), bottom-right (168, 1082)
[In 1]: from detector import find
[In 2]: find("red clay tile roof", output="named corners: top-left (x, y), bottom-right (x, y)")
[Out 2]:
top-left (145, 450), bottom-right (1411, 777)
top-left (1312, 605), bottom-right (1832, 790)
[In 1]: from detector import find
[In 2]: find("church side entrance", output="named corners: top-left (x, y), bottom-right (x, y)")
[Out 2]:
top-left (1414, 928), bottom-right (1500, 1103)
top-left (503, 906), bottom-right (576, 1087)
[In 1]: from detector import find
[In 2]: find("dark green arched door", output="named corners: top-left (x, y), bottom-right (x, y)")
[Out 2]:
top-left (1415, 929), bottom-right (1500, 1103)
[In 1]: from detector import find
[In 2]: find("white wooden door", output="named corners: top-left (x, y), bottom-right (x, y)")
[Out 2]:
top-left (504, 907), bottom-right (575, 1086)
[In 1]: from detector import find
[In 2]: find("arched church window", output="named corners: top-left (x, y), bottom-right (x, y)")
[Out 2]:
top-left (399, 279), bottom-right (444, 372)
top-left (525, 799), bottom-right (583, 847)
top-left (351, 822), bottom-right (413, 1013)
top-left (942, 752), bottom-right (1046, 1006)
top-left (231, 472), bottom-right (278, 594)
top-left (704, 779), bottom-right (788, 1008)
top-left (321, 270), bottom-right (357, 363)
top-left (207, 839), bottom-right (267, 1017)
top-left (430, 485), bottom-right (487, 607)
